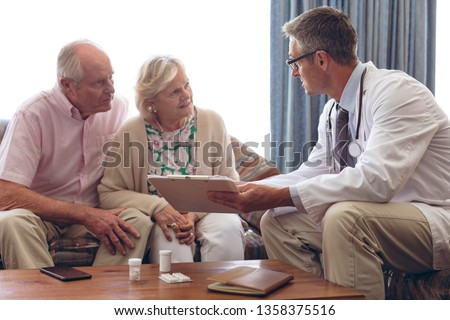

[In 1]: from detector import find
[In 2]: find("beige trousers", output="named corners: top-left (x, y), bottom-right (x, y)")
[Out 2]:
top-left (148, 213), bottom-right (245, 263)
top-left (0, 208), bottom-right (152, 269)
top-left (260, 201), bottom-right (433, 299)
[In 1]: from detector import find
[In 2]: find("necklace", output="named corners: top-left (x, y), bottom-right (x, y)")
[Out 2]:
top-left (152, 115), bottom-right (189, 132)
top-left (152, 116), bottom-right (164, 132)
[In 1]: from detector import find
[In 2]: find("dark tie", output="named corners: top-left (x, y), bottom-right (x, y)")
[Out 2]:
top-left (333, 103), bottom-right (354, 170)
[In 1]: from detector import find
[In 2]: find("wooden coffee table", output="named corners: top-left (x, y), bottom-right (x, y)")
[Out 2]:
top-left (0, 259), bottom-right (364, 299)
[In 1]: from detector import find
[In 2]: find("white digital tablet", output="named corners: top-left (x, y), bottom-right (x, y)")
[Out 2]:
top-left (147, 175), bottom-right (240, 213)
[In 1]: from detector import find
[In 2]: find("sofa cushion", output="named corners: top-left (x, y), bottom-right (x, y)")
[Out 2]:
top-left (231, 136), bottom-right (279, 182)
top-left (231, 136), bottom-right (280, 232)
top-left (244, 229), bottom-right (268, 260)
top-left (384, 268), bottom-right (450, 299)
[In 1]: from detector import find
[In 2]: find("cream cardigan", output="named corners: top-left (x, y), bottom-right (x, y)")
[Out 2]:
top-left (98, 107), bottom-right (239, 219)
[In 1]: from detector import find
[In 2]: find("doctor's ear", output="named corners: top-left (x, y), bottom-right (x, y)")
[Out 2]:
top-left (317, 50), bottom-right (328, 67)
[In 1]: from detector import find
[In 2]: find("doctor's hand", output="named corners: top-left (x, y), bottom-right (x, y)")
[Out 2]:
top-left (207, 183), bottom-right (294, 213)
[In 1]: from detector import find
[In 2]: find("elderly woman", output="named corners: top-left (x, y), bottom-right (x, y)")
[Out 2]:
top-left (98, 55), bottom-right (245, 262)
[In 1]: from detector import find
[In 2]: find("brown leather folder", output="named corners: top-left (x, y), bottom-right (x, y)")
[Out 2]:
top-left (207, 266), bottom-right (294, 296)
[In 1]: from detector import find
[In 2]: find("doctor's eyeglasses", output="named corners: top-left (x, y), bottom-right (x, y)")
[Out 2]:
top-left (286, 50), bottom-right (326, 70)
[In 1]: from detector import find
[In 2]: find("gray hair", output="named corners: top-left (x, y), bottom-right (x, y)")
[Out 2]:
top-left (56, 39), bottom-right (105, 89)
top-left (283, 6), bottom-right (358, 65)
top-left (135, 55), bottom-right (185, 119)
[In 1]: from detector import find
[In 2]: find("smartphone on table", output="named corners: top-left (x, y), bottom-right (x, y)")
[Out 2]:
top-left (40, 266), bottom-right (92, 281)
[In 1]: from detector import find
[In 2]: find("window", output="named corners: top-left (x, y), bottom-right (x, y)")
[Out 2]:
top-left (0, 0), bottom-right (270, 154)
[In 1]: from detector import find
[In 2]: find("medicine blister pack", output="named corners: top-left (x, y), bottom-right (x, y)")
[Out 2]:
top-left (159, 272), bottom-right (192, 283)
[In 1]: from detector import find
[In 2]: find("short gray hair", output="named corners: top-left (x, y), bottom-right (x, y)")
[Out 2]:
top-left (135, 55), bottom-right (185, 118)
top-left (56, 39), bottom-right (105, 88)
top-left (283, 6), bottom-right (358, 65)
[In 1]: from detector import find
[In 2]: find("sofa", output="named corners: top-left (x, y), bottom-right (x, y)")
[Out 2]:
top-left (0, 118), bottom-right (276, 267)
top-left (1, 118), bottom-right (449, 299)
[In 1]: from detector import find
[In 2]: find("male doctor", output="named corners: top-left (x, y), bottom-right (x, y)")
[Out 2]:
top-left (208, 7), bottom-right (450, 299)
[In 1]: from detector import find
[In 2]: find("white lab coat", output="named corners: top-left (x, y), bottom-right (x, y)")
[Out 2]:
top-left (263, 62), bottom-right (450, 269)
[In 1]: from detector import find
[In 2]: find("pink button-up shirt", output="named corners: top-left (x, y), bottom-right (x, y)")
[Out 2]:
top-left (0, 87), bottom-right (128, 207)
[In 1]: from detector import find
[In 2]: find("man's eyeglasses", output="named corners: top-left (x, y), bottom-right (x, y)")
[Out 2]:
top-left (286, 50), bottom-right (320, 70)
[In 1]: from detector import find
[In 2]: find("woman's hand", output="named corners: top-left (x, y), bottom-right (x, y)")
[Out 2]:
top-left (153, 204), bottom-right (189, 242)
top-left (175, 212), bottom-right (198, 245)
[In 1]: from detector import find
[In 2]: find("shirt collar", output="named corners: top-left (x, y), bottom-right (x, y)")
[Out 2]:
top-left (339, 61), bottom-right (365, 114)
top-left (52, 86), bottom-right (85, 121)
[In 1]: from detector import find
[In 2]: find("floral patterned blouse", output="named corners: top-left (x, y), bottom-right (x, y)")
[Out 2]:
top-left (146, 111), bottom-right (197, 195)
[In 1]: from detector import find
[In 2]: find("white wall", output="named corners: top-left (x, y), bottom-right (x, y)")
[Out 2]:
top-left (2, 1), bottom-right (447, 154)
top-left (0, 0), bottom-right (270, 153)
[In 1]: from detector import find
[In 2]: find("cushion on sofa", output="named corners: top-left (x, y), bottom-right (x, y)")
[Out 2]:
top-left (244, 228), bottom-right (268, 260)
top-left (231, 136), bottom-right (279, 182)
top-left (384, 268), bottom-right (450, 299)
top-left (229, 136), bottom-right (280, 259)
top-left (231, 136), bottom-right (279, 232)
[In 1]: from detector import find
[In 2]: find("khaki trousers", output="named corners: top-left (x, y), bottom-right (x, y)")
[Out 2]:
top-left (0, 208), bottom-right (152, 269)
top-left (260, 201), bottom-right (433, 299)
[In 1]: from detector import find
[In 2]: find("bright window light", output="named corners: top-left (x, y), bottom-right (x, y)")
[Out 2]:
top-left (4, 1), bottom-right (442, 155)
top-left (0, 0), bottom-right (270, 154)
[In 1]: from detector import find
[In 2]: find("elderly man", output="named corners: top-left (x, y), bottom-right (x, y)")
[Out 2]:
top-left (0, 40), bottom-right (151, 269)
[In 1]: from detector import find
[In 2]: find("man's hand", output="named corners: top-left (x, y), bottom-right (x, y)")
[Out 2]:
top-left (82, 207), bottom-right (141, 256)
top-left (0, 179), bottom-right (141, 256)
top-left (207, 182), bottom-right (294, 213)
